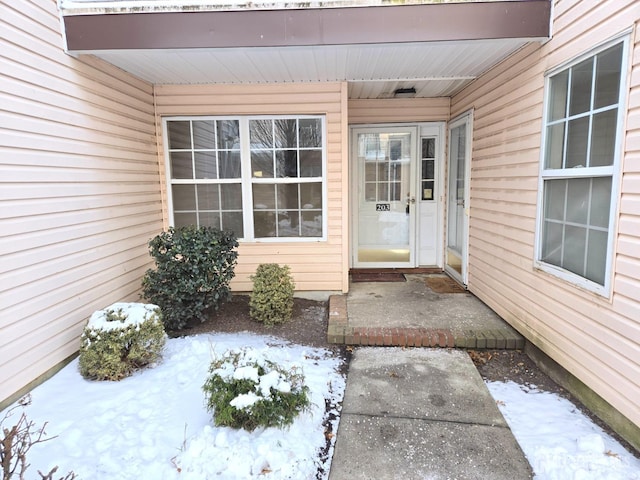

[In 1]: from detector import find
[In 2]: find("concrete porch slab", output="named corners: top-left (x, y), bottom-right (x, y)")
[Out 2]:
top-left (328, 274), bottom-right (524, 349)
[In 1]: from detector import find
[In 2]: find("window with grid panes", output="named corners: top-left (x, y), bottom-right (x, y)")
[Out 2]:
top-left (538, 40), bottom-right (626, 291)
top-left (165, 116), bottom-right (325, 240)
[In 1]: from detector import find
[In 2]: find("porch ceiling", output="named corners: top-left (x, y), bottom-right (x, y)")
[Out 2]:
top-left (61, 1), bottom-right (550, 99)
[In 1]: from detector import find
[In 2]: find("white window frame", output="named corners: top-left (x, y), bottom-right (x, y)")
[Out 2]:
top-left (534, 34), bottom-right (630, 296)
top-left (163, 115), bottom-right (327, 243)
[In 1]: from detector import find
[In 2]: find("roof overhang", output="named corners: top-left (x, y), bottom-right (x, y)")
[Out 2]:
top-left (59, 0), bottom-right (551, 98)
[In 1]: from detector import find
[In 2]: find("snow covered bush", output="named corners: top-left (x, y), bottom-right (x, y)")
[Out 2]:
top-left (249, 264), bottom-right (295, 326)
top-left (142, 226), bottom-right (238, 330)
top-left (78, 303), bottom-right (166, 381)
top-left (202, 348), bottom-right (310, 432)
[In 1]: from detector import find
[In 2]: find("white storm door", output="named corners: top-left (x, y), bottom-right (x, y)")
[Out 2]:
top-left (352, 127), bottom-right (418, 267)
top-left (446, 114), bottom-right (471, 284)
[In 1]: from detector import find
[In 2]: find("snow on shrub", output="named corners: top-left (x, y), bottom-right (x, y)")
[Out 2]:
top-left (78, 303), bottom-right (166, 381)
top-left (202, 348), bottom-right (310, 432)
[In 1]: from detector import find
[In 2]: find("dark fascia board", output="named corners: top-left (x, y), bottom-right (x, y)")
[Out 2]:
top-left (63, 1), bottom-right (551, 51)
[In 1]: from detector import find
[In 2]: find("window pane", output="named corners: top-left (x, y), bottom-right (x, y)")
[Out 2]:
top-left (545, 123), bottom-right (566, 169)
top-left (254, 211), bottom-right (276, 237)
top-left (422, 137), bottom-right (435, 158)
top-left (590, 177), bottom-right (612, 228)
top-left (275, 119), bottom-right (297, 148)
top-left (299, 118), bottom-right (322, 148)
top-left (566, 178), bottom-right (590, 224)
top-left (564, 225), bottom-right (587, 277)
top-left (544, 179), bottom-right (566, 221)
top-left (378, 163), bottom-right (389, 181)
top-left (422, 181), bottom-right (435, 201)
top-left (194, 152), bottom-right (217, 179)
top-left (365, 183), bottom-right (376, 201)
top-left (253, 184), bottom-right (275, 209)
top-left (548, 70), bottom-right (569, 121)
top-left (590, 109), bottom-right (617, 167)
top-left (276, 150), bottom-right (298, 178)
top-left (300, 183), bottom-right (322, 209)
top-left (542, 221), bottom-right (563, 265)
top-left (302, 211), bottom-right (322, 237)
top-left (168, 121), bottom-right (191, 149)
top-left (594, 44), bottom-right (622, 109)
top-left (278, 211), bottom-right (299, 236)
top-left (217, 120), bottom-right (239, 150)
top-left (422, 159), bottom-right (435, 182)
top-left (390, 182), bottom-right (401, 201)
top-left (219, 151), bottom-right (241, 179)
top-left (364, 163), bottom-right (376, 181)
top-left (379, 183), bottom-right (389, 201)
top-left (174, 212), bottom-right (197, 228)
top-left (300, 150), bottom-right (322, 177)
top-left (566, 116), bottom-right (589, 168)
top-left (192, 120), bottom-right (216, 149)
top-left (197, 184), bottom-right (220, 211)
top-left (277, 184), bottom-right (299, 209)
top-left (172, 184), bottom-right (196, 210)
top-left (569, 57), bottom-right (593, 116)
top-left (198, 212), bottom-right (220, 229)
top-left (250, 120), bottom-right (273, 148)
top-left (221, 184), bottom-right (242, 210)
top-left (586, 229), bottom-right (607, 285)
top-left (221, 212), bottom-right (244, 238)
top-left (170, 152), bottom-right (193, 179)
top-left (252, 151), bottom-right (274, 178)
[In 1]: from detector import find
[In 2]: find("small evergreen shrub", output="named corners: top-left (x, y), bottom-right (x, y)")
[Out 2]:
top-left (78, 303), bottom-right (166, 381)
top-left (141, 226), bottom-right (239, 330)
top-left (202, 348), bottom-right (310, 432)
top-left (249, 264), bottom-right (295, 326)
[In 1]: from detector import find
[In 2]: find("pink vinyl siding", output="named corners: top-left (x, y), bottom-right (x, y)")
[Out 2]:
top-left (0, 1), bottom-right (161, 408)
top-left (348, 97), bottom-right (450, 124)
top-left (451, 0), bottom-right (640, 427)
top-left (154, 82), bottom-right (349, 293)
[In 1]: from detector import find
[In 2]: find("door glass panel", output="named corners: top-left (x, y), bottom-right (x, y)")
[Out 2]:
top-left (447, 122), bottom-right (467, 278)
top-left (421, 137), bottom-right (435, 200)
top-left (356, 130), bottom-right (413, 264)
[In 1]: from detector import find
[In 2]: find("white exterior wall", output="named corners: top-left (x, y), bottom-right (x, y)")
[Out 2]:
top-left (452, 0), bottom-right (640, 428)
top-left (0, 0), bottom-right (162, 408)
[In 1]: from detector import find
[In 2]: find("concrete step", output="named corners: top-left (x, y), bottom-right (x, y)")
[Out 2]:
top-left (328, 294), bottom-right (525, 349)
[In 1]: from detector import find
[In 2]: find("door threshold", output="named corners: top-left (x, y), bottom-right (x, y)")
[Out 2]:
top-left (350, 267), bottom-right (443, 275)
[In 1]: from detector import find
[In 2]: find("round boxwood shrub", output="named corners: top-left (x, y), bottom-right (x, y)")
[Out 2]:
top-left (249, 264), bottom-right (295, 326)
top-left (79, 303), bottom-right (166, 381)
top-left (141, 226), bottom-right (239, 330)
top-left (202, 348), bottom-right (310, 432)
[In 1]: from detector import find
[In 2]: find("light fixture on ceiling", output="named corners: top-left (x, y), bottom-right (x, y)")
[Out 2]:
top-left (393, 87), bottom-right (416, 98)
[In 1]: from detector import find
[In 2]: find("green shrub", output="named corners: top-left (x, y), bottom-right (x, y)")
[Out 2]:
top-left (249, 264), bottom-right (295, 326)
top-left (141, 226), bottom-right (239, 330)
top-left (79, 303), bottom-right (166, 381)
top-left (202, 348), bottom-right (310, 432)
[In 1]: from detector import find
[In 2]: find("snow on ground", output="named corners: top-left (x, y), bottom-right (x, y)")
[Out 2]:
top-left (2, 334), bottom-right (640, 479)
top-left (487, 381), bottom-right (640, 480)
top-left (2, 333), bottom-right (345, 480)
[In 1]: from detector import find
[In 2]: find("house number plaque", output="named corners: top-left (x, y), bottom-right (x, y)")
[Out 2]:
top-left (376, 204), bottom-right (391, 212)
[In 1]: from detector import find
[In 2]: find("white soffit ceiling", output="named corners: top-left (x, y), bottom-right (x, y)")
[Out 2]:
top-left (91, 38), bottom-right (529, 98)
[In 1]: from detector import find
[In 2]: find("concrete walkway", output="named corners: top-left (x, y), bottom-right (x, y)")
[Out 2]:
top-left (327, 275), bottom-right (532, 479)
top-left (329, 348), bottom-right (533, 479)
